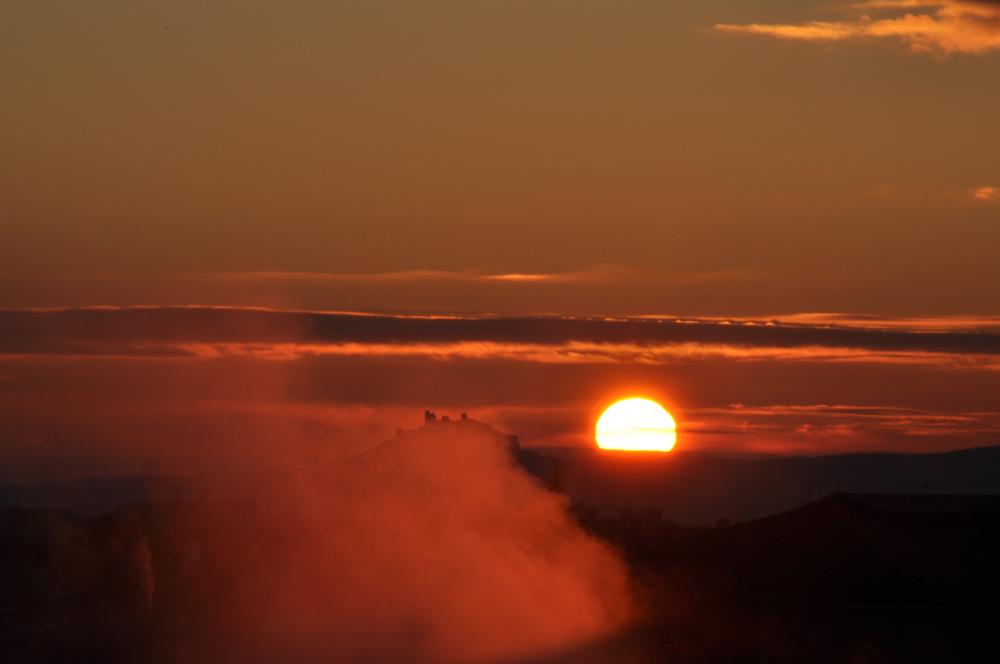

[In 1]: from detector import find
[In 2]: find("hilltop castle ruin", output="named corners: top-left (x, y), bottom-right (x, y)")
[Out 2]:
top-left (393, 410), bottom-right (520, 451)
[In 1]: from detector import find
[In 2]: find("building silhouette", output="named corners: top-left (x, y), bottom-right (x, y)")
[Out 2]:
top-left (392, 410), bottom-right (520, 452)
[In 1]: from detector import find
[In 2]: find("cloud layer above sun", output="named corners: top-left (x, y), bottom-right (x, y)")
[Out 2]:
top-left (716, 1), bottom-right (1000, 55)
top-left (4, 306), bottom-right (1000, 368)
top-left (3, 306), bottom-right (1000, 476)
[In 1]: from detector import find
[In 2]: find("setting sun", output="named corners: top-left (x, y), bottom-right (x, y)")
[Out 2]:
top-left (595, 398), bottom-right (677, 453)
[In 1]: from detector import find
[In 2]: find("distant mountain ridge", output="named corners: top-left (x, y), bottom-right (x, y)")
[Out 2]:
top-left (3, 438), bottom-right (1000, 524)
top-left (519, 444), bottom-right (1000, 525)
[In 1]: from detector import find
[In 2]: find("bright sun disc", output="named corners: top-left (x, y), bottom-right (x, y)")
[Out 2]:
top-left (596, 397), bottom-right (677, 452)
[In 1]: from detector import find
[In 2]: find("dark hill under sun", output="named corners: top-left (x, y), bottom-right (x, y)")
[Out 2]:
top-left (522, 444), bottom-right (1000, 526)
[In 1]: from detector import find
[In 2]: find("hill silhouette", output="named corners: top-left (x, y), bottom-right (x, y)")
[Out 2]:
top-left (3, 419), bottom-right (1000, 662)
top-left (519, 445), bottom-right (1000, 525)
top-left (4, 488), bottom-right (1000, 662)
top-left (577, 491), bottom-right (1000, 662)
top-left (6, 442), bottom-right (1000, 526)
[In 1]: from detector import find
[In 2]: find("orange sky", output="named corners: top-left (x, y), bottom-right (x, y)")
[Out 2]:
top-left (3, 1), bottom-right (998, 315)
top-left (1, 2), bottom-right (999, 468)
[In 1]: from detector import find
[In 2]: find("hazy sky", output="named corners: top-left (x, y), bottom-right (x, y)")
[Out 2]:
top-left (4, 0), bottom-right (998, 314)
top-left (2, 2), bottom-right (999, 464)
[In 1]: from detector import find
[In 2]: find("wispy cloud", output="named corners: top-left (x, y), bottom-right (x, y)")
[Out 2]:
top-left (166, 340), bottom-right (1000, 370)
top-left (202, 269), bottom-right (588, 284)
top-left (691, 403), bottom-right (1000, 440)
top-left (973, 185), bottom-right (1000, 201)
top-left (3, 307), bottom-right (1000, 369)
top-left (197, 265), bottom-right (751, 287)
top-left (482, 273), bottom-right (557, 282)
top-left (4, 307), bottom-right (998, 458)
top-left (751, 312), bottom-right (1000, 332)
top-left (715, 1), bottom-right (1000, 55)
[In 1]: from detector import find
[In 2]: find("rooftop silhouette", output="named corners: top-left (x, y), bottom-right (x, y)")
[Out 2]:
top-left (391, 410), bottom-right (520, 451)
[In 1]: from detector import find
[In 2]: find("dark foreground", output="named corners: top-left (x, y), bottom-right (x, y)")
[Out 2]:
top-left (587, 493), bottom-right (1000, 663)
top-left (2, 492), bottom-right (999, 663)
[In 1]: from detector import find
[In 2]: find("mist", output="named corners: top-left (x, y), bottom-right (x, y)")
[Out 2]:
top-left (21, 421), bottom-right (630, 663)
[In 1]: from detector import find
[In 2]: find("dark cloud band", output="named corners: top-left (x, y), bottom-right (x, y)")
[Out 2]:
top-left (2, 307), bottom-right (1000, 358)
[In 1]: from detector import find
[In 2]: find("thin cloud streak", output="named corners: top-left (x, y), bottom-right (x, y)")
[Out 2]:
top-left (747, 312), bottom-right (1000, 332)
top-left (203, 269), bottom-right (588, 284)
top-left (167, 340), bottom-right (1000, 371)
top-left (0, 307), bottom-right (1000, 358)
top-left (973, 186), bottom-right (999, 201)
top-left (3, 307), bottom-right (1000, 368)
top-left (716, 1), bottom-right (1000, 55)
top-left (196, 265), bottom-right (753, 287)
top-left (689, 403), bottom-right (1000, 441)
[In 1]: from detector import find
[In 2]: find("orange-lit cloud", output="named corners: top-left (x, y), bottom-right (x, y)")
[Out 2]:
top-left (716, 1), bottom-right (1000, 55)
top-left (482, 273), bottom-right (556, 282)
top-left (4, 309), bottom-right (1000, 467)
top-left (973, 185), bottom-right (999, 201)
top-left (0, 267), bottom-right (763, 313)
top-left (164, 340), bottom-right (1000, 371)
top-left (740, 312), bottom-right (1000, 332)
top-left (204, 269), bottom-right (591, 284)
top-left (4, 307), bottom-right (1000, 369)
top-left (199, 265), bottom-right (752, 287)
top-left (685, 403), bottom-right (1000, 454)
